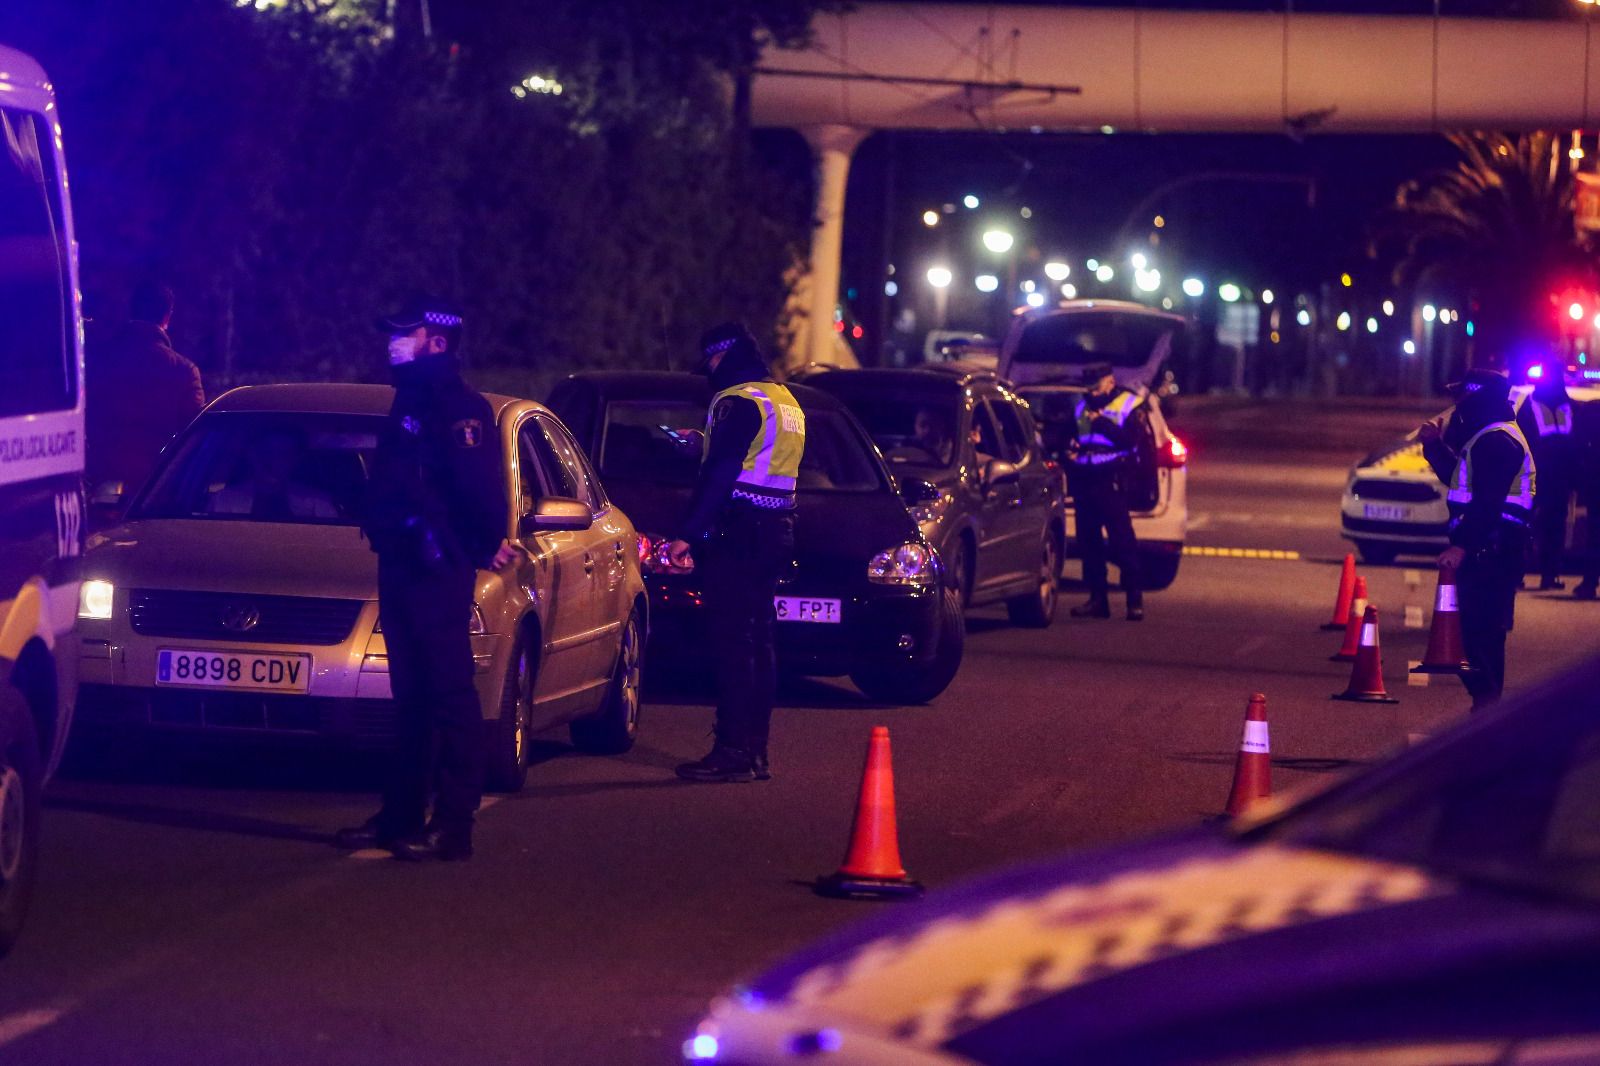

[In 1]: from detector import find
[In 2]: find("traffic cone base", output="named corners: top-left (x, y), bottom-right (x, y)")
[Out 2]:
top-left (1332, 690), bottom-right (1401, 704)
top-left (1321, 554), bottom-right (1358, 630)
top-left (1333, 606), bottom-right (1400, 705)
top-left (815, 726), bottom-right (924, 902)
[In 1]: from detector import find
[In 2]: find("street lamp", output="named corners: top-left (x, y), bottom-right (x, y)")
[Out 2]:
top-left (1095, 264), bottom-right (1115, 283)
top-left (1182, 277), bottom-right (1205, 298)
top-left (1044, 261), bottom-right (1071, 281)
top-left (982, 229), bottom-right (1015, 254)
top-left (922, 210), bottom-right (939, 227)
top-left (1061, 283), bottom-right (1078, 299)
top-left (1422, 304), bottom-right (1437, 322)
top-left (1134, 268), bottom-right (1161, 293)
top-left (1366, 317), bottom-right (1379, 333)
top-left (1026, 292), bottom-right (1047, 308)
top-left (1130, 252), bottom-right (1148, 270)
top-left (1261, 289), bottom-right (1275, 305)
top-left (1382, 299), bottom-right (1395, 316)
top-left (963, 194), bottom-right (981, 209)
top-left (1218, 283), bottom-right (1242, 303)
top-left (1336, 311), bottom-right (1352, 331)
top-left (926, 266), bottom-right (952, 288)
top-left (1296, 308), bottom-right (1312, 326)
top-left (975, 274), bottom-right (999, 293)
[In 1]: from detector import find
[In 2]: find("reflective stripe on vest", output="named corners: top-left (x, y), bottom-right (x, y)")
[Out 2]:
top-left (707, 382), bottom-right (806, 495)
top-left (1073, 390), bottom-right (1139, 451)
top-left (1446, 421), bottom-right (1535, 514)
top-left (1532, 400), bottom-right (1573, 437)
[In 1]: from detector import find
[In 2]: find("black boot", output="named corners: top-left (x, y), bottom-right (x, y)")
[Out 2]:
top-left (390, 822), bottom-right (473, 862)
top-left (1125, 591), bottom-right (1144, 622)
top-left (1539, 576), bottom-right (1566, 591)
top-left (334, 815), bottom-right (409, 851)
top-left (1575, 579), bottom-right (1598, 601)
top-left (676, 743), bottom-right (760, 783)
top-left (1070, 596), bottom-right (1111, 619)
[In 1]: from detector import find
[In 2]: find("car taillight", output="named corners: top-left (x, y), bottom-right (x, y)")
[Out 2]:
top-left (1160, 435), bottom-right (1188, 468)
top-left (638, 532), bottom-right (656, 567)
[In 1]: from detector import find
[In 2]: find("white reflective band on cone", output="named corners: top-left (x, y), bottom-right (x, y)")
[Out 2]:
top-left (1349, 597), bottom-right (1367, 620)
top-left (1241, 721), bottom-right (1270, 753)
top-left (1360, 623), bottom-right (1377, 646)
top-left (1436, 585), bottom-right (1458, 612)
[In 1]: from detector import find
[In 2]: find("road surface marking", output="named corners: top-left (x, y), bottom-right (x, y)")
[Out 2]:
top-left (1182, 546), bottom-right (1301, 560)
top-left (1407, 660), bottom-right (1429, 686)
top-left (0, 1003), bottom-right (74, 1048)
top-left (347, 848), bottom-right (390, 861)
top-left (1404, 605), bottom-right (1425, 628)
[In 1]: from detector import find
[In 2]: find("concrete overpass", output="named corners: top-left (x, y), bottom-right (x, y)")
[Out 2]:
top-left (754, 2), bottom-right (1600, 366)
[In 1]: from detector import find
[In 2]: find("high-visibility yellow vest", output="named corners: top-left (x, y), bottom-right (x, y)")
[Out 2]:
top-left (1073, 390), bottom-right (1140, 455)
top-left (707, 382), bottom-right (806, 498)
top-left (1531, 399), bottom-right (1573, 437)
top-left (1447, 421), bottom-right (1535, 522)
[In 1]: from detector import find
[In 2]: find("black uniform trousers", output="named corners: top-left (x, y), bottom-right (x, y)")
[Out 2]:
top-left (1458, 546), bottom-right (1522, 708)
top-left (1073, 467), bottom-right (1142, 601)
top-left (376, 559), bottom-right (484, 834)
top-left (700, 504), bottom-right (795, 756)
top-left (1533, 467), bottom-right (1572, 582)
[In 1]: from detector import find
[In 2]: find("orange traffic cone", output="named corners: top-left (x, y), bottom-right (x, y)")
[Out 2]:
top-left (1321, 553), bottom-right (1357, 630)
top-left (816, 726), bottom-right (924, 900)
top-left (1333, 605), bottom-right (1400, 704)
top-left (1330, 576), bottom-right (1370, 662)
top-left (1224, 693), bottom-right (1272, 816)
top-left (1411, 564), bottom-right (1469, 675)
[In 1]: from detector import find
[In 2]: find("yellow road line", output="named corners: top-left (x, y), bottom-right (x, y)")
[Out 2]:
top-left (1181, 546), bottom-right (1302, 560)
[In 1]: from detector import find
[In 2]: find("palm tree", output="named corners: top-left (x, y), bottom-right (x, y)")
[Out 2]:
top-left (1372, 131), bottom-right (1597, 371)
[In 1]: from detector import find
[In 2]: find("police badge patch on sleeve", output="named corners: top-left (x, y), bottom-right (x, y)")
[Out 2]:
top-left (453, 419), bottom-right (485, 447)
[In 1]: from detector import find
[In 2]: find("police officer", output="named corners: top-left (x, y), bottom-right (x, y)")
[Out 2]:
top-left (1515, 369), bottom-right (1576, 590)
top-left (337, 297), bottom-right (511, 860)
top-left (1575, 397), bottom-right (1600, 601)
top-left (1067, 362), bottom-right (1146, 621)
top-left (1419, 368), bottom-right (1535, 710)
top-left (668, 323), bottom-right (805, 783)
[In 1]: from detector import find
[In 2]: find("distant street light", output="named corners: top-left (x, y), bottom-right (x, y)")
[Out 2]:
top-left (1382, 299), bottom-right (1395, 316)
top-left (1021, 279), bottom-right (1036, 293)
top-left (1182, 277), bottom-right (1205, 298)
top-left (1044, 261), bottom-right (1071, 281)
top-left (885, 280), bottom-right (898, 297)
top-left (1340, 272), bottom-right (1354, 287)
top-left (982, 229), bottom-right (1015, 254)
top-left (1261, 289), bottom-right (1275, 305)
top-left (963, 194), bottom-right (980, 209)
top-left (975, 274), bottom-right (999, 293)
top-left (1296, 308), bottom-right (1312, 326)
top-left (1403, 340), bottom-right (1417, 355)
top-left (1422, 304), bottom-right (1437, 322)
top-left (1130, 252), bottom-right (1148, 270)
top-left (926, 266), bottom-right (953, 289)
top-left (922, 210), bottom-right (940, 227)
top-left (1061, 283), bottom-right (1078, 299)
top-left (1571, 301), bottom-right (1586, 321)
top-left (1134, 268), bottom-right (1161, 293)
top-left (1218, 282), bottom-right (1242, 303)
top-left (1095, 264), bottom-right (1115, 282)
top-left (1366, 317), bottom-right (1379, 333)
top-left (1336, 311), bottom-right (1352, 331)
top-left (1026, 292), bottom-right (1047, 308)
top-left (1086, 258), bottom-right (1100, 271)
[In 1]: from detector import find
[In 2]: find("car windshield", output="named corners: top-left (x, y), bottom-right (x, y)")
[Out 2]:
top-left (822, 393), bottom-right (960, 469)
top-left (1013, 312), bottom-right (1178, 368)
top-left (1275, 662), bottom-right (1600, 906)
top-left (599, 400), bottom-right (885, 493)
top-left (132, 412), bottom-right (384, 525)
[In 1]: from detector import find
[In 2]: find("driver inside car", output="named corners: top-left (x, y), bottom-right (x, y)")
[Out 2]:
top-left (206, 427), bottom-right (339, 521)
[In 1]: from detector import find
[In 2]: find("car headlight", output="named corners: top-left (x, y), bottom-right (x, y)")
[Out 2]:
top-left (867, 542), bottom-right (938, 587)
top-left (79, 579), bottom-right (115, 620)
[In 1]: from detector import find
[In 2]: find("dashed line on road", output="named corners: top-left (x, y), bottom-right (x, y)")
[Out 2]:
top-left (0, 1002), bottom-right (75, 1049)
top-left (1183, 546), bottom-right (1302, 560)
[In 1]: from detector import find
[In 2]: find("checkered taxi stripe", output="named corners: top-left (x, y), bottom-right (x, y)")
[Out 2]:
top-left (782, 846), bottom-right (1440, 1049)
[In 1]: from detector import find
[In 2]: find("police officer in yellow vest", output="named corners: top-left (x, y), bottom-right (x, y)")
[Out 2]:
top-left (669, 323), bottom-right (805, 782)
top-left (1420, 368), bottom-right (1536, 710)
top-left (1067, 362), bottom-right (1147, 621)
top-left (1515, 369), bottom-right (1576, 591)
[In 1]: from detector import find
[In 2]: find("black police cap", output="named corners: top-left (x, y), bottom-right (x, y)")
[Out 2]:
top-left (695, 322), bottom-right (758, 374)
top-left (1445, 367), bottom-right (1510, 403)
top-left (376, 295), bottom-right (464, 334)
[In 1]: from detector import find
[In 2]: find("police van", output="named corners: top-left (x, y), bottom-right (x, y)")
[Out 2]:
top-left (0, 43), bottom-right (86, 955)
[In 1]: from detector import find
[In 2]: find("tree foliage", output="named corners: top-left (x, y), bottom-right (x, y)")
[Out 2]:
top-left (0, 0), bottom-right (823, 390)
top-left (1371, 131), bottom-right (1597, 368)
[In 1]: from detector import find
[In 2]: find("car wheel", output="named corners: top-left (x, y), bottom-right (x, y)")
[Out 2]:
top-left (570, 609), bottom-right (643, 755)
top-left (851, 588), bottom-right (965, 705)
top-left (485, 632), bottom-right (534, 793)
top-left (1138, 548), bottom-right (1183, 591)
top-left (1006, 534), bottom-right (1060, 628)
top-left (1356, 540), bottom-right (1399, 566)
top-left (0, 688), bottom-right (41, 960)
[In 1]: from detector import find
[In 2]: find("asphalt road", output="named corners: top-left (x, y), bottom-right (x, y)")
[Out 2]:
top-left (5, 398), bottom-right (1595, 1065)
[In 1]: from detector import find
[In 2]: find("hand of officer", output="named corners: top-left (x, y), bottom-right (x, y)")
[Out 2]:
top-left (491, 540), bottom-right (523, 571)
top-left (1438, 545), bottom-right (1467, 571)
top-left (1416, 415), bottom-right (1446, 444)
top-left (666, 538), bottom-right (695, 572)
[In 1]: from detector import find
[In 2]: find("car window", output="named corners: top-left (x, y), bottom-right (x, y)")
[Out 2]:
top-left (597, 401), bottom-right (705, 485)
top-left (520, 417), bottom-right (591, 510)
top-left (133, 413), bottom-right (381, 525)
top-left (819, 392), bottom-right (960, 469)
top-left (985, 396), bottom-right (1031, 464)
top-left (0, 107), bottom-right (75, 417)
top-left (538, 416), bottom-right (605, 511)
top-left (1013, 313), bottom-right (1178, 369)
top-left (971, 400), bottom-right (1004, 462)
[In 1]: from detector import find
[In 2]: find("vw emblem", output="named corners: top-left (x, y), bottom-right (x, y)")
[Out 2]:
top-left (221, 604), bottom-right (261, 633)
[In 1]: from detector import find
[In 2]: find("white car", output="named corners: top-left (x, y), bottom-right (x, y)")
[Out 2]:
top-left (1339, 381), bottom-right (1599, 564)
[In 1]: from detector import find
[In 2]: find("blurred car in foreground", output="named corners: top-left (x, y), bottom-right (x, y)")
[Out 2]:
top-left (687, 656), bottom-right (1600, 1064)
top-left (805, 366), bottom-right (1066, 626)
top-left (1339, 380), bottom-right (1599, 565)
top-left (72, 384), bottom-right (647, 791)
top-left (546, 372), bottom-right (963, 705)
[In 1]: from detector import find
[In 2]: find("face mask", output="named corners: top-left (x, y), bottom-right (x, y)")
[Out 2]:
top-left (388, 336), bottom-right (421, 366)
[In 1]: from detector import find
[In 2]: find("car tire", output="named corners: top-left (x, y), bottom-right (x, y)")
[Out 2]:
top-left (485, 631), bottom-right (535, 793)
top-left (570, 609), bottom-right (643, 755)
top-left (1138, 548), bottom-right (1182, 591)
top-left (0, 686), bottom-right (41, 960)
top-left (1006, 533), bottom-right (1060, 628)
top-left (851, 588), bottom-right (965, 705)
top-left (1356, 540), bottom-right (1399, 566)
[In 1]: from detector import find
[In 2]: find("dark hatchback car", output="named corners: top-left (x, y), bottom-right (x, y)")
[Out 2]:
top-left (547, 372), bottom-right (963, 705)
top-left (804, 367), bottom-right (1066, 627)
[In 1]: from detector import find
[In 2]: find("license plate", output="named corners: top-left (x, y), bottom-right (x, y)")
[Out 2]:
top-left (775, 596), bottom-right (841, 624)
top-left (1363, 503), bottom-right (1412, 521)
top-left (156, 649), bottom-right (311, 693)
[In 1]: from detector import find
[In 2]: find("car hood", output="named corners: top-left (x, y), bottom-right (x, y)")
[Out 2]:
top-left (1353, 437), bottom-right (1434, 477)
top-left (83, 519), bottom-right (378, 601)
top-left (699, 828), bottom-right (1600, 1064)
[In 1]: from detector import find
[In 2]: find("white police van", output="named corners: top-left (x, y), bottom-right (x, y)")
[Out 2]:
top-left (0, 43), bottom-right (86, 956)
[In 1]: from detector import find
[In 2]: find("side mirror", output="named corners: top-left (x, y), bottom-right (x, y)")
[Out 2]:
top-left (899, 478), bottom-right (940, 505)
top-left (982, 459), bottom-right (1020, 492)
top-left (519, 496), bottom-right (593, 536)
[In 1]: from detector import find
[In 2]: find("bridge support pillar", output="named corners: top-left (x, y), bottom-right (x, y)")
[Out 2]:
top-left (792, 124), bottom-right (868, 371)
